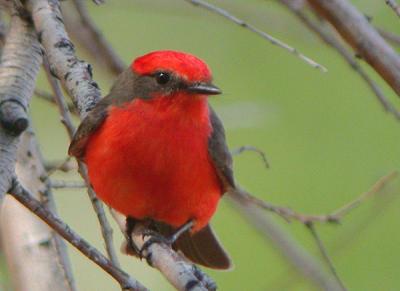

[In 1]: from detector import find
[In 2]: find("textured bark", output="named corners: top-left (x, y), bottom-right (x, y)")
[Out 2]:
top-left (308, 0), bottom-right (400, 96)
top-left (1, 129), bottom-right (75, 291)
top-left (111, 211), bottom-right (216, 291)
top-left (0, 10), bottom-right (41, 198)
top-left (27, 0), bottom-right (101, 118)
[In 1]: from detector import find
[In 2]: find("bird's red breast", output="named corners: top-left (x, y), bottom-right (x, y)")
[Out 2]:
top-left (85, 92), bottom-right (222, 232)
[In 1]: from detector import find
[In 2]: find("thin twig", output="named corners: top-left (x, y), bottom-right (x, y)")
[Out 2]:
top-left (43, 59), bottom-right (121, 269)
top-left (306, 223), bottom-right (348, 291)
top-left (233, 171), bottom-right (397, 224)
top-left (45, 157), bottom-right (75, 176)
top-left (228, 193), bottom-right (343, 291)
top-left (386, 0), bottom-right (400, 17)
top-left (377, 27), bottom-right (400, 47)
top-left (231, 145), bottom-right (270, 168)
top-left (50, 180), bottom-right (86, 189)
top-left (268, 187), bottom-right (398, 290)
top-left (184, 0), bottom-right (327, 72)
top-left (8, 179), bottom-right (147, 291)
top-left (70, 0), bottom-right (125, 75)
top-left (279, 0), bottom-right (400, 120)
top-left (34, 89), bottom-right (77, 115)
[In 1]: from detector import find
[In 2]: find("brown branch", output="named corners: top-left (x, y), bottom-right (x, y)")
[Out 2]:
top-left (279, 0), bottom-right (400, 120)
top-left (184, 0), bottom-right (327, 72)
top-left (307, 0), bottom-right (400, 96)
top-left (233, 171), bottom-right (397, 224)
top-left (386, 0), bottom-right (400, 17)
top-left (8, 179), bottom-right (147, 291)
top-left (227, 193), bottom-right (344, 291)
top-left (68, 0), bottom-right (126, 75)
top-left (267, 181), bottom-right (398, 290)
top-left (377, 27), bottom-right (400, 47)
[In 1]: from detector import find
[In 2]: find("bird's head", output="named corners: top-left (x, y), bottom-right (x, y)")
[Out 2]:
top-left (109, 50), bottom-right (221, 103)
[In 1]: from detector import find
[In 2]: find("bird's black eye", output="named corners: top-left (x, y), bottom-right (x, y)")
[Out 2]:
top-left (155, 72), bottom-right (170, 85)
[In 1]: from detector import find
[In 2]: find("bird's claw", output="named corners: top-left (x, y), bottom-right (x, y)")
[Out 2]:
top-left (139, 231), bottom-right (174, 259)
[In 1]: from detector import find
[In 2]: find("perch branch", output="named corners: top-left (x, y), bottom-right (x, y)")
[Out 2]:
top-left (111, 210), bottom-right (217, 291)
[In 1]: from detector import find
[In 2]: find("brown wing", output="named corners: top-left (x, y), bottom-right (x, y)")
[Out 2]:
top-left (148, 222), bottom-right (232, 270)
top-left (168, 106), bottom-right (234, 270)
top-left (68, 99), bottom-right (109, 160)
top-left (69, 68), bottom-right (139, 160)
top-left (208, 105), bottom-right (235, 191)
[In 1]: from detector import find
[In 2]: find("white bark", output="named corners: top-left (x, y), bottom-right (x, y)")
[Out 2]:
top-left (1, 129), bottom-right (75, 291)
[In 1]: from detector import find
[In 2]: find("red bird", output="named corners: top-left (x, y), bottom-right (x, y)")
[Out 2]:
top-left (69, 50), bottom-right (234, 269)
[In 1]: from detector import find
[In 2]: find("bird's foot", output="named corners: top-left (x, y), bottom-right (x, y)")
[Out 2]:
top-left (139, 219), bottom-right (195, 258)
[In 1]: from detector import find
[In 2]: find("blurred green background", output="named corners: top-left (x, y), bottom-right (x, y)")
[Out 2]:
top-left (2, 0), bottom-right (400, 290)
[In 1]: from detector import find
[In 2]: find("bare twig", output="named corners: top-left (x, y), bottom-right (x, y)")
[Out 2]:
top-left (184, 0), bottom-right (327, 72)
top-left (69, 0), bottom-right (125, 75)
top-left (386, 0), bottom-right (400, 17)
top-left (233, 171), bottom-right (397, 224)
top-left (377, 27), bottom-right (400, 47)
top-left (307, 0), bottom-right (400, 96)
top-left (268, 182), bottom-right (398, 290)
top-left (228, 193), bottom-right (343, 291)
top-left (279, 0), bottom-right (400, 120)
top-left (50, 180), bottom-right (86, 189)
top-left (231, 145), bottom-right (270, 168)
top-left (306, 223), bottom-right (348, 291)
top-left (111, 211), bottom-right (216, 291)
top-left (34, 89), bottom-right (77, 114)
top-left (45, 157), bottom-right (75, 176)
top-left (43, 60), bottom-right (121, 269)
top-left (8, 179), bottom-right (147, 291)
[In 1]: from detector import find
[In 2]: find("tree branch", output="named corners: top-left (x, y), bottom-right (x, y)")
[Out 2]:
top-left (1, 128), bottom-right (75, 291)
top-left (111, 210), bottom-right (217, 291)
top-left (0, 5), bottom-right (41, 197)
top-left (184, 0), bottom-right (327, 72)
top-left (7, 179), bottom-right (148, 291)
top-left (307, 0), bottom-right (400, 96)
top-left (386, 0), bottom-right (400, 17)
top-left (43, 60), bottom-right (121, 269)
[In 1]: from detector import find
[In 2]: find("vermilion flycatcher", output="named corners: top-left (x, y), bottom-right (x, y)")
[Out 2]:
top-left (69, 50), bottom-right (234, 269)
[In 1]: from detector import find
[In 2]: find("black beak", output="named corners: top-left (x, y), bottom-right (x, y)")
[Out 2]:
top-left (186, 82), bottom-right (222, 95)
